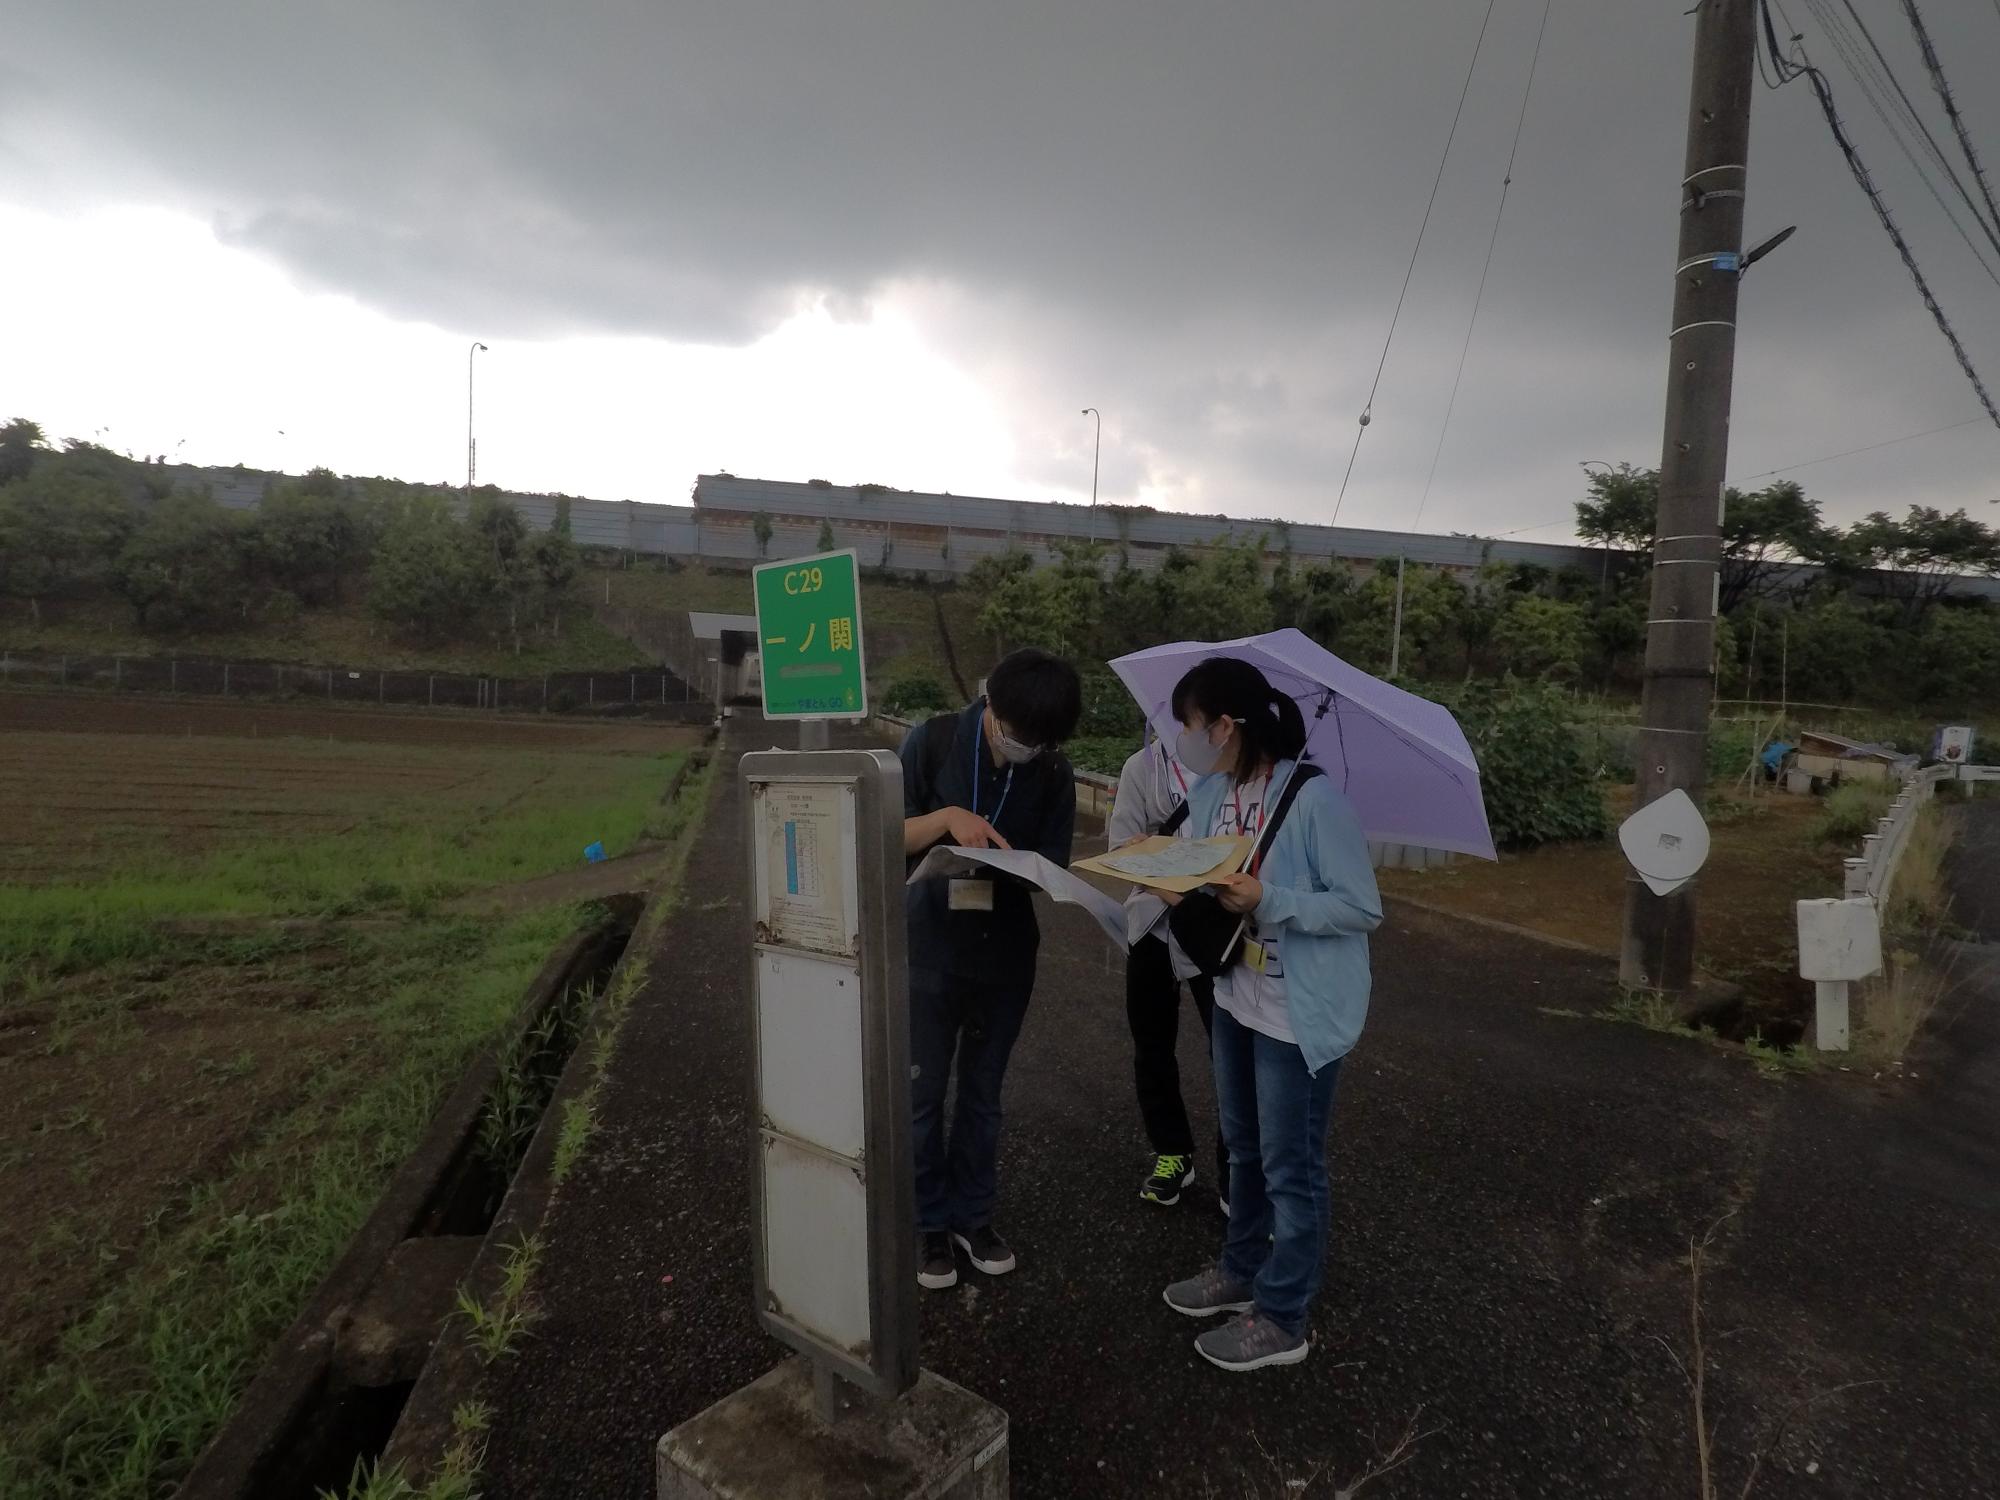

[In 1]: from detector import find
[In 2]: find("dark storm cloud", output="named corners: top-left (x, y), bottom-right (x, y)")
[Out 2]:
top-left (7, 0), bottom-right (1999, 530)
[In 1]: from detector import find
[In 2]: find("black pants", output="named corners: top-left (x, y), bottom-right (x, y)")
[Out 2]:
top-left (910, 966), bottom-right (1033, 1232)
top-left (1126, 933), bottom-right (1226, 1187)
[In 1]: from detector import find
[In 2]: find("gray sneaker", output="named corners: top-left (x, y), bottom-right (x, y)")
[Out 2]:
top-left (1162, 1267), bottom-right (1255, 1319)
top-left (1195, 1312), bottom-right (1308, 1372)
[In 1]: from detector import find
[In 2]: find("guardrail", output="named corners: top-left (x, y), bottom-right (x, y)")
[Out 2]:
top-left (1800, 760), bottom-right (1992, 1050)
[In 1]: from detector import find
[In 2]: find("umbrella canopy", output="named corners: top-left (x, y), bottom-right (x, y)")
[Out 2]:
top-left (1108, 627), bottom-right (1497, 861)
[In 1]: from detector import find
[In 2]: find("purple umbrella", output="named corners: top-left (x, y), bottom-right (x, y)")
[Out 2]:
top-left (1108, 628), bottom-right (1497, 860)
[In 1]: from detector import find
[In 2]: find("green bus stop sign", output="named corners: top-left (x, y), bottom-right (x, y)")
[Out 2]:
top-left (753, 549), bottom-right (868, 720)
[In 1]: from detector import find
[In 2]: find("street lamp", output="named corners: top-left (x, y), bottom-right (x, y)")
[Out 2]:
top-left (467, 341), bottom-right (489, 489)
top-left (1082, 407), bottom-right (1101, 544)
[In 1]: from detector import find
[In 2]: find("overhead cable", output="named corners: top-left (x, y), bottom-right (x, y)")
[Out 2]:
top-left (1764, 4), bottom-right (2000, 430)
top-left (1329, 0), bottom-right (1499, 526)
top-left (1897, 0), bottom-right (2000, 244)
top-left (1412, 0), bottom-right (1554, 531)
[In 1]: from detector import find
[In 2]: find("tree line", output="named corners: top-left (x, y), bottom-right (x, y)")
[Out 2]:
top-left (965, 464), bottom-right (2000, 714)
top-left (0, 419), bottom-right (581, 653)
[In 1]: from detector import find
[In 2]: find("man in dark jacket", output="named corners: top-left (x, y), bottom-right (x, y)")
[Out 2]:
top-left (900, 648), bottom-right (1081, 1290)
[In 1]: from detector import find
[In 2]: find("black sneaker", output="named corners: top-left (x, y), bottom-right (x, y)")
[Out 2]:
top-left (951, 1224), bottom-right (1017, 1276)
top-left (1140, 1153), bottom-right (1195, 1206)
top-left (918, 1230), bottom-right (958, 1290)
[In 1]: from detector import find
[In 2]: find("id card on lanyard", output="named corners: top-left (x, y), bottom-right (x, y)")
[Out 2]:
top-left (949, 714), bottom-right (1012, 913)
top-left (1226, 778), bottom-right (1283, 977)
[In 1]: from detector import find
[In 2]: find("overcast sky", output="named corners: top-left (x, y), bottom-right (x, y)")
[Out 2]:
top-left (4, 1), bottom-right (1998, 542)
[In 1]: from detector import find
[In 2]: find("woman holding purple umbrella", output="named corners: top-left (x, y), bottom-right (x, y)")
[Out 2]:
top-left (1156, 655), bottom-right (1383, 1373)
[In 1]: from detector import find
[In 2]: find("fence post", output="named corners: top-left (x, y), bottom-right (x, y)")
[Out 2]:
top-left (223, 663), bottom-right (230, 697)
top-left (380, 671), bottom-right (386, 703)
top-left (589, 677), bottom-right (595, 706)
top-left (660, 672), bottom-right (666, 704)
top-left (543, 675), bottom-right (549, 710)
top-left (172, 660), bottom-right (178, 694)
top-left (630, 672), bottom-right (636, 703)
top-left (1814, 979), bottom-right (1850, 1052)
top-left (115, 656), bottom-right (122, 690)
top-left (429, 675), bottom-right (435, 707)
top-left (1842, 857), bottom-right (1869, 898)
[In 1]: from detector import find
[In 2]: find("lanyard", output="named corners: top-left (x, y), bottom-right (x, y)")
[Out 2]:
top-left (1227, 776), bottom-right (1272, 874)
top-left (971, 714), bottom-right (1014, 828)
top-left (1159, 739), bottom-right (1189, 798)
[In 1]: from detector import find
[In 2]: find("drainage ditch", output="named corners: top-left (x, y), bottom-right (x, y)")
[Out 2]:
top-left (178, 899), bottom-right (639, 1500)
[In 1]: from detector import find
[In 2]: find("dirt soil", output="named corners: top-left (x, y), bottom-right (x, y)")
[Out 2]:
top-left (1379, 787), bottom-right (1845, 1028)
top-left (0, 687), bottom-right (707, 753)
top-left (0, 946), bottom-right (365, 1379)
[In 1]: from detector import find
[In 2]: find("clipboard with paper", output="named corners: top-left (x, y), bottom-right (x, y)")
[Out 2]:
top-left (1070, 834), bottom-right (1251, 894)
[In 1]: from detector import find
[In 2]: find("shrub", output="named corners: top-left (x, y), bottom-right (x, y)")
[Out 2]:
top-left (880, 671), bottom-right (951, 719)
top-left (1065, 735), bottom-right (1139, 777)
top-left (1433, 679), bottom-right (1609, 847)
top-left (1816, 782), bottom-right (1894, 843)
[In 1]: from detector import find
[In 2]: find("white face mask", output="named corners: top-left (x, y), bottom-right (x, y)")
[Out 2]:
top-left (990, 720), bottom-right (1041, 765)
top-left (1175, 719), bottom-right (1232, 776)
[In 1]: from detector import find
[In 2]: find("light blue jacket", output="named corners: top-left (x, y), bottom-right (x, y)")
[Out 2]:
top-left (1184, 759), bottom-right (1383, 1075)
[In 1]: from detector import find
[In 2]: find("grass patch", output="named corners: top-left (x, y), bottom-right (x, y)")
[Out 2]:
top-left (0, 910), bottom-right (582, 1500)
top-left (454, 1233), bottom-right (545, 1363)
top-left (1814, 782), bottom-right (1894, 844)
top-left (0, 735), bottom-right (705, 1500)
top-left (1882, 800), bottom-right (1953, 936)
top-left (0, 744), bottom-right (684, 969)
top-left (1854, 946), bottom-right (1957, 1065)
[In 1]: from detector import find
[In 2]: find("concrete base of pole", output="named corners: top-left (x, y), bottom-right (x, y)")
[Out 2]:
top-left (657, 1357), bottom-right (1008, 1500)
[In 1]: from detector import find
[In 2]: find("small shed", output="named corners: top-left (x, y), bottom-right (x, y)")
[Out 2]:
top-left (688, 611), bottom-right (763, 703)
top-left (1792, 730), bottom-right (1915, 786)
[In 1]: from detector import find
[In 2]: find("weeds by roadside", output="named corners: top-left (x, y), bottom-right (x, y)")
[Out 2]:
top-left (1814, 783), bottom-right (1893, 844)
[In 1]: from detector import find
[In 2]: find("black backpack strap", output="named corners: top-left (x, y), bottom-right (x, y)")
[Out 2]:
top-left (1160, 800), bottom-right (1190, 835)
top-left (920, 712), bottom-right (959, 807)
top-left (1248, 762), bottom-right (1322, 869)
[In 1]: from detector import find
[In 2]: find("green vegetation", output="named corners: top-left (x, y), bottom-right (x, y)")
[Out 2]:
top-left (0, 745), bottom-right (685, 970)
top-left (0, 726), bottom-right (697, 1500)
top-left (1815, 783), bottom-right (1895, 844)
top-left (880, 670), bottom-right (953, 718)
top-left (0, 429), bottom-right (633, 673)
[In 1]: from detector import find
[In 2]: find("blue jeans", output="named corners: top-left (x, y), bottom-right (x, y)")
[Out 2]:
top-left (909, 966), bottom-right (1032, 1233)
top-left (1211, 1005), bottom-right (1343, 1338)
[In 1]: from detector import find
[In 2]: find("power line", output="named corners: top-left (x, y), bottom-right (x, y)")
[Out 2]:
top-left (1732, 416), bottom-right (1989, 481)
top-left (1898, 0), bottom-right (2000, 243)
top-left (1329, 0), bottom-right (1499, 526)
top-left (1799, 0), bottom-right (2000, 286)
top-left (1413, 0), bottom-right (1555, 532)
top-left (1821, 0), bottom-right (2000, 249)
top-left (1765, 4), bottom-right (2000, 431)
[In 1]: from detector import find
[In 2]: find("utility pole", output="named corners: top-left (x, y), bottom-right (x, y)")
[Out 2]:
top-left (1620, 0), bottom-right (1757, 994)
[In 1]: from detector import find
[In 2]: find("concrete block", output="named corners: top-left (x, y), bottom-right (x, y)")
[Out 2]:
top-left (658, 1358), bottom-right (1008, 1500)
top-left (334, 1235), bottom-right (481, 1388)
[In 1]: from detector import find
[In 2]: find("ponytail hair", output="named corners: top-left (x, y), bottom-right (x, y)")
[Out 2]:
top-left (1170, 657), bottom-right (1308, 783)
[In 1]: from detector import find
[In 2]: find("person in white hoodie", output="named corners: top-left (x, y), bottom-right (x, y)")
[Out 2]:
top-left (1110, 732), bottom-right (1228, 1209)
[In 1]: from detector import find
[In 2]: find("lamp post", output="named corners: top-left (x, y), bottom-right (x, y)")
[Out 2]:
top-left (1082, 407), bottom-right (1101, 544)
top-left (467, 341), bottom-right (489, 489)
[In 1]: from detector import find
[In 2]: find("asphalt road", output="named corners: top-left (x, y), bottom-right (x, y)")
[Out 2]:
top-left (479, 727), bottom-right (2000, 1499)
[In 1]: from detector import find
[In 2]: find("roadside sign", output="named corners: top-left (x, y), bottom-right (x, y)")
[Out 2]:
top-left (1936, 725), bottom-right (1975, 764)
top-left (742, 750), bottom-right (915, 1399)
top-left (753, 549), bottom-right (867, 720)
